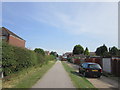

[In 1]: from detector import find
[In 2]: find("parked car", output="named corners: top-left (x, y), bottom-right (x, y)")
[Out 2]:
top-left (79, 62), bottom-right (102, 78)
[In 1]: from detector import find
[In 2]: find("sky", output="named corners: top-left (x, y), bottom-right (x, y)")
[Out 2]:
top-left (2, 2), bottom-right (118, 55)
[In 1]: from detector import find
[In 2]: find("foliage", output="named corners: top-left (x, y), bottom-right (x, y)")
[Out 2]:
top-left (50, 51), bottom-right (58, 57)
top-left (2, 42), bottom-right (54, 76)
top-left (109, 46), bottom-right (119, 56)
top-left (3, 61), bottom-right (56, 88)
top-left (73, 45), bottom-right (84, 55)
top-left (118, 50), bottom-right (120, 56)
top-left (95, 45), bottom-right (120, 57)
top-left (14, 61), bottom-right (55, 88)
top-left (34, 48), bottom-right (45, 56)
top-left (45, 55), bottom-right (55, 61)
top-left (95, 44), bottom-right (108, 56)
top-left (84, 47), bottom-right (90, 55)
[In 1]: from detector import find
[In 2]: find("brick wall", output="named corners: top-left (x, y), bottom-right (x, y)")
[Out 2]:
top-left (8, 35), bottom-right (25, 48)
top-left (85, 58), bottom-right (102, 67)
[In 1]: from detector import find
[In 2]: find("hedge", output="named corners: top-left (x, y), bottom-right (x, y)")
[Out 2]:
top-left (2, 42), bottom-right (55, 76)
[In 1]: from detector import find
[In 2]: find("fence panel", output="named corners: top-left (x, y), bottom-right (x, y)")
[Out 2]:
top-left (102, 58), bottom-right (111, 73)
top-left (118, 60), bottom-right (120, 77)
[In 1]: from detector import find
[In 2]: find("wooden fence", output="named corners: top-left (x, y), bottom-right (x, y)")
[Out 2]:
top-left (111, 59), bottom-right (120, 77)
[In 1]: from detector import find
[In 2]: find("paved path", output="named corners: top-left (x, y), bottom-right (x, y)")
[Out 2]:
top-left (32, 61), bottom-right (75, 88)
top-left (87, 76), bottom-right (119, 89)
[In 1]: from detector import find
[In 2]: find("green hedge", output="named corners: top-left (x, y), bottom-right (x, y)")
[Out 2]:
top-left (2, 42), bottom-right (55, 76)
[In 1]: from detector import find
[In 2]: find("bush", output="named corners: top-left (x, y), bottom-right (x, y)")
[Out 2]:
top-left (2, 42), bottom-right (54, 76)
top-left (45, 55), bottom-right (55, 62)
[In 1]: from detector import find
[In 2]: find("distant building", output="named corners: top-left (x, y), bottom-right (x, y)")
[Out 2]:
top-left (45, 51), bottom-right (50, 55)
top-left (89, 52), bottom-right (96, 56)
top-left (63, 52), bottom-right (73, 57)
top-left (0, 27), bottom-right (26, 48)
top-left (73, 54), bottom-right (85, 58)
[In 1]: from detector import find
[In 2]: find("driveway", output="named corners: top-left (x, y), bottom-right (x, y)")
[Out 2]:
top-left (32, 61), bottom-right (75, 88)
top-left (65, 61), bottom-right (119, 89)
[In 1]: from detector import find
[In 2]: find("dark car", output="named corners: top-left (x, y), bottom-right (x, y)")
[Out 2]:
top-left (79, 62), bottom-right (102, 78)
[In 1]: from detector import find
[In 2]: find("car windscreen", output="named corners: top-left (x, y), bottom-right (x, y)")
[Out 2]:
top-left (88, 64), bottom-right (101, 69)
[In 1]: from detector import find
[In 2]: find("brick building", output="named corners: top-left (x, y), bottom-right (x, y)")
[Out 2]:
top-left (0, 27), bottom-right (25, 48)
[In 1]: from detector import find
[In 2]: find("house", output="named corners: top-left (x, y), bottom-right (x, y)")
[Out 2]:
top-left (0, 27), bottom-right (26, 48)
top-left (45, 51), bottom-right (50, 55)
top-left (63, 52), bottom-right (73, 57)
top-left (89, 52), bottom-right (96, 56)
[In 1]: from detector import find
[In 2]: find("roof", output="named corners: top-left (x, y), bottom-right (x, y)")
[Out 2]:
top-left (73, 54), bottom-right (85, 58)
top-left (1, 27), bottom-right (25, 41)
top-left (65, 52), bottom-right (72, 54)
top-left (89, 52), bottom-right (96, 56)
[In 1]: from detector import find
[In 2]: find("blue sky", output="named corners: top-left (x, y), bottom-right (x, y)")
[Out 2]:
top-left (2, 2), bottom-right (118, 55)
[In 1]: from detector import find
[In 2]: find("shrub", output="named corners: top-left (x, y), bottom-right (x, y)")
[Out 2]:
top-left (2, 42), bottom-right (54, 76)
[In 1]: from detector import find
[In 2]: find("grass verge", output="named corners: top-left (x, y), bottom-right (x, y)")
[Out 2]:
top-left (62, 61), bottom-right (96, 89)
top-left (3, 60), bottom-right (56, 88)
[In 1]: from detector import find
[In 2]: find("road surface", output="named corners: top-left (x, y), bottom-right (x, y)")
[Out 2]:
top-left (65, 61), bottom-right (119, 89)
top-left (32, 61), bottom-right (75, 88)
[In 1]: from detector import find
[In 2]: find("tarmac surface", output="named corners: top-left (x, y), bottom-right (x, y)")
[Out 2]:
top-left (32, 61), bottom-right (75, 88)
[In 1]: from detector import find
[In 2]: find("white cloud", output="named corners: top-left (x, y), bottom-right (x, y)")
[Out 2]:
top-left (29, 2), bottom-right (117, 38)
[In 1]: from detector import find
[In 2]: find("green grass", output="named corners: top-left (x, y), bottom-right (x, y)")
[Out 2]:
top-left (62, 61), bottom-right (96, 89)
top-left (3, 60), bottom-right (56, 88)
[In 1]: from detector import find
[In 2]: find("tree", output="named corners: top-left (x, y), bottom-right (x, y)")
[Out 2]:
top-left (84, 47), bottom-right (90, 55)
top-left (95, 47), bottom-right (101, 56)
top-left (95, 44), bottom-right (108, 56)
top-left (73, 45), bottom-right (84, 55)
top-left (34, 48), bottom-right (45, 56)
top-left (109, 46), bottom-right (118, 56)
top-left (50, 51), bottom-right (58, 57)
top-left (118, 49), bottom-right (120, 56)
top-left (101, 44), bottom-right (108, 56)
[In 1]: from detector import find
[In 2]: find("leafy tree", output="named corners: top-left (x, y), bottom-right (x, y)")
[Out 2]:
top-left (103, 51), bottom-right (111, 57)
top-left (101, 44), bottom-right (108, 56)
top-left (50, 51), bottom-right (58, 57)
top-left (95, 47), bottom-right (101, 56)
top-left (95, 44), bottom-right (108, 56)
top-left (118, 49), bottom-right (120, 56)
top-left (109, 46), bottom-right (119, 56)
top-left (73, 45), bottom-right (84, 55)
top-left (34, 48), bottom-right (45, 56)
top-left (84, 47), bottom-right (90, 55)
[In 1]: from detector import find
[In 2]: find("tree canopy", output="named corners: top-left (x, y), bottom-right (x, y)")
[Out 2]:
top-left (84, 47), bottom-right (90, 55)
top-left (50, 51), bottom-right (58, 57)
top-left (109, 46), bottom-right (119, 56)
top-left (95, 44), bottom-right (108, 56)
top-left (73, 45), bottom-right (84, 55)
top-left (34, 48), bottom-right (45, 56)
